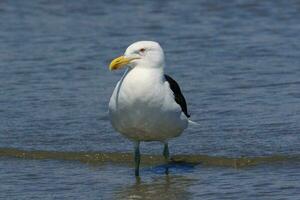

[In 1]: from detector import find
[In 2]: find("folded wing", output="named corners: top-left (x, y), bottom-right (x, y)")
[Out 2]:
top-left (164, 74), bottom-right (190, 118)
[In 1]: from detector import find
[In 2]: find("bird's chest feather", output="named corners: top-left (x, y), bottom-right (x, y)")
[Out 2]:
top-left (108, 68), bottom-right (186, 140)
top-left (109, 68), bottom-right (175, 129)
top-left (116, 69), bottom-right (165, 110)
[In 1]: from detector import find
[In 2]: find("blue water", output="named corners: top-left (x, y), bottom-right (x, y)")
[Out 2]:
top-left (1, 0), bottom-right (300, 199)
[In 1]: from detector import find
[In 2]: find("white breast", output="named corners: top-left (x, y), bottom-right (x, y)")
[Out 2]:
top-left (108, 68), bottom-right (188, 141)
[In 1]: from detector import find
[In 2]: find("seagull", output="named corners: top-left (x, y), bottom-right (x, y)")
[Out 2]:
top-left (108, 41), bottom-right (191, 176)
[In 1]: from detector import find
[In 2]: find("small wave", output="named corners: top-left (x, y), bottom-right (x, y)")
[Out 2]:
top-left (0, 147), bottom-right (299, 168)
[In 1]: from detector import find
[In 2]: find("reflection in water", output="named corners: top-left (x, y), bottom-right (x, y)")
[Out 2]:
top-left (117, 175), bottom-right (193, 200)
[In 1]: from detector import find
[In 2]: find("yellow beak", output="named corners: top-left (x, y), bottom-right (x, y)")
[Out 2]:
top-left (109, 56), bottom-right (132, 71)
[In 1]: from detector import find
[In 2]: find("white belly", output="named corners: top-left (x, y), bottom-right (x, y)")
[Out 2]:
top-left (108, 68), bottom-right (188, 141)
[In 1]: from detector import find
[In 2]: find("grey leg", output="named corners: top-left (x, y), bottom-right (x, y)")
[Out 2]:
top-left (134, 141), bottom-right (141, 177)
top-left (163, 143), bottom-right (169, 160)
top-left (163, 142), bottom-right (169, 175)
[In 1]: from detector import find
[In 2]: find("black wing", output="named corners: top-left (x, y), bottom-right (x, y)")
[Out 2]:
top-left (164, 74), bottom-right (190, 118)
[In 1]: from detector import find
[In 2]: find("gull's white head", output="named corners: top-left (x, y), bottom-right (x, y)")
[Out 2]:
top-left (109, 41), bottom-right (165, 70)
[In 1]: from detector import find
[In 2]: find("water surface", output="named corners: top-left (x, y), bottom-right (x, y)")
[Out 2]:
top-left (1, 0), bottom-right (300, 199)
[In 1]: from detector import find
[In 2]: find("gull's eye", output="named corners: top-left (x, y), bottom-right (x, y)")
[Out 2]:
top-left (139, 48), bottom-right (145, 53)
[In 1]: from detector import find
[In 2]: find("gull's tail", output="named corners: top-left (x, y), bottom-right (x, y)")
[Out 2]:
top-left (188, 119), bottom-right (200, 126)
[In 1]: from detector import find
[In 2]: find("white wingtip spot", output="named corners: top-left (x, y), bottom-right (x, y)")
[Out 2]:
top-left (188, 120), bottom-right (200, 126)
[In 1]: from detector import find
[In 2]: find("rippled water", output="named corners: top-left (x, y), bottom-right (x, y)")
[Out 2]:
top-left (1, 0), bottom-right (300, 199)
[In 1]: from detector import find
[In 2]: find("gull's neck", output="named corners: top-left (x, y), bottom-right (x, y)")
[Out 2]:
top-left (124, 65), bottom-right (165, 84)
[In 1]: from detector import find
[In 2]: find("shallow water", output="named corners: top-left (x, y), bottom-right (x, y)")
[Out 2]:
top-left (1, 0), bottom-right (300, 199)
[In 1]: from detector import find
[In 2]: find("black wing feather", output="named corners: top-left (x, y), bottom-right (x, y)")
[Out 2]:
top-left (164, 74), bottom-right (190, 118)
